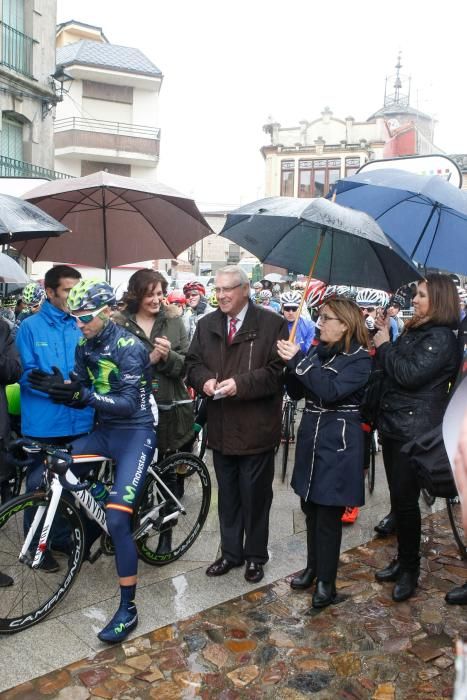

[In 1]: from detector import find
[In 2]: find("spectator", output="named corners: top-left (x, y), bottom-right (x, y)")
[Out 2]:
top-left (277, 298), bottom-right (371, 608)
top-left (373, 274), bottom-right (459, 602)
top-left (186, 265), bottom-right (287, 584)
top-left (16, 265), bottom-right (94, 571)
top-left (0, 316), bottom-right (21, 585)
top-left (183, 281), bottom-right (213, 341)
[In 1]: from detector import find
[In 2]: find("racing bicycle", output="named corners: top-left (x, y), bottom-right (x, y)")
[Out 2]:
top-left (0, 439), bottom-right (211, 633)
top-left (279, 394), bottom-right (297, 483)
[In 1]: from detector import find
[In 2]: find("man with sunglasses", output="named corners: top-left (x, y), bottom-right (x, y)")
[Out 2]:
top-left (280, 291), bottom-right (315, 353)
top-left (28, 279), bottom-right (156, 644)
top-left (16, 265), bottom-right (95, 571)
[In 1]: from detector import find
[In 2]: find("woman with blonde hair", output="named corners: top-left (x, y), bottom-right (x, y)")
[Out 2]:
top-left (373, 273), bottom-right (459, 601)
top-left (278, 298), bottom-right (371, 609)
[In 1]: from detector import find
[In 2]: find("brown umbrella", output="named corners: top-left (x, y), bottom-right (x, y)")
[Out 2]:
top-left (16, 171), bottom-right (212, 280)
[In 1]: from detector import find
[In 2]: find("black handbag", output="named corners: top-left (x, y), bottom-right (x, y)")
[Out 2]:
top-left (402, 424), bottom-right (458, 498)
top-left (360, 368), bottom-right (385, 426)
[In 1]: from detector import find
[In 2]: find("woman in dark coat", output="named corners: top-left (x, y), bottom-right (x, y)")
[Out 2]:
top-left (373, 273), bottom-right (459, 602)
top-left (278, 298), bottom-right (371, 609)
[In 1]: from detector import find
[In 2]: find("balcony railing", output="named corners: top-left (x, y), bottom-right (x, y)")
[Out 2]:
top-left (0, 22), bottom-right (35, 79)
top-left (55, 117), bottom-right (160, 140)
top-left (0, 155), bottom-right (72, 179)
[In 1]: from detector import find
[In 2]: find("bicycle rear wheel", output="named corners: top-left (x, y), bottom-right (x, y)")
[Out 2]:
top-left (447, 496), bottom-right (467, 560)
top-left (134, 453), bottom-right (211, 566)
top-left (281, 402), bottom-right (292, 483)
top-left (0, 491), bottom-right (85, 633)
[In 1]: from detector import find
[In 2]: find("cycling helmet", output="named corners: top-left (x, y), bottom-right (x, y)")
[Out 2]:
top-left (324, 285), bottom-right (351, 299)
top-left (388, 293), bottom-right (405, 308)
top-left (272, 283), bottom-right (281, 294)
top-left (183, 281), bottom-right (205, 297)
top-left (280, 291), bottom-right (301, 307)
top-left (22, 282), bottom-right (45, 307)
top-left (208, 292), bottom-right (219, 308)
top-left (167, 290), bottom-right (186, 305)
top-left (253, 281), bottom-right (263, 290)
top-left (2, 295), bottom-right (16, 307)
top-left (259, 289), bottom-right (272, 299)
top-left (356, 288), bottom-right (385, 307)
top-left (67, 279), bottom-right (116, 313)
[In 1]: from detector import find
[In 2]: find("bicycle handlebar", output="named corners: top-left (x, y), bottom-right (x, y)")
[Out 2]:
top-left (8, 438), bottom-right (88, 492)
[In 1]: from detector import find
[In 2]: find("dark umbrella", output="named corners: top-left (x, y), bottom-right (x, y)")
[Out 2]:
top-left (332, 168), bottom-right (467, 273)
top-left (0, 193), bottom-right (67, 244)
top-left (220, 196), bottom-right (421, 291)
top-left (16, 171), bottom-right (212, 281)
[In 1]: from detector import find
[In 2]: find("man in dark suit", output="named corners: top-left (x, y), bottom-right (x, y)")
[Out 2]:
top-left (186, 265), bottom-right (287, 583)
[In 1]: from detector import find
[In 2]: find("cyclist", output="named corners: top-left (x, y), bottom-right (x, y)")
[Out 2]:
top-left (29, 280), bottom-right (156, 644)
top-left (259, 289), bottom-right (280, 312)
top-left (166, 289), bottom-right (190, 335)
top-left (16, 282), bottom-right (46, 326)
top-left (183, 281), bottom-right (213, 341)
top-left (280, 291), bottom-right (315, 352)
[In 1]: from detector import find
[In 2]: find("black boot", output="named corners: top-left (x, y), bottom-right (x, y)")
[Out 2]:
top-left (374, 512), bottom-right (396, 536)
top-left (312, 580), bottom-right (337, 609)
top-left (445, 582), bottom-right (467, 605)
top-left (155, 528), bottom-right (173, 555)
top-left (375, 559), bottom-right (401, 582)
top-left (392, 570), bottom-right (418, 602)
top-left (290, 568), bottom-right (315, 590)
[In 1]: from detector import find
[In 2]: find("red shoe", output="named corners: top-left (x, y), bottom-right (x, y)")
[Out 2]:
top-left (342, 506), bottom-right (359, 524)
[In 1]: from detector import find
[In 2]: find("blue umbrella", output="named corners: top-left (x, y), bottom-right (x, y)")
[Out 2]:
top-left (332, 168), bottom-right (467, 273)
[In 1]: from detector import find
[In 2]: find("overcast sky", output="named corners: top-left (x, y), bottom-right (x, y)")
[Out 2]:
top-left (57, 0), bottom-right (467, 207)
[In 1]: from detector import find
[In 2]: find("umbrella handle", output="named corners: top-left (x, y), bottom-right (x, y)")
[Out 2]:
top-left (289, 229), bottom-right (326, 343)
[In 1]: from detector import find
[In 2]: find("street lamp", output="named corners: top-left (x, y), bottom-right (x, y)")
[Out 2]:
top-left (42, 65), bottom-right (74, 119)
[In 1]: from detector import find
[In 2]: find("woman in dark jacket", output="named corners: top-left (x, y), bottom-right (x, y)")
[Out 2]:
top-left (278, 298), bottom-right (371, 609)
top-left (373, 273), bottom-right (459, 602)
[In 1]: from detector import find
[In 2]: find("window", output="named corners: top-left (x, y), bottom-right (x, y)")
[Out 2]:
top-left (1, 0), bottom-right (33, 78)
top-left (1, 115), bottom-right (23, 161)
top-left (298, 159), bottom-right (341, 198)
top-left (280, 160), bottom-right (295, 196)
top-left (345, 157), bottom-right (360, 178)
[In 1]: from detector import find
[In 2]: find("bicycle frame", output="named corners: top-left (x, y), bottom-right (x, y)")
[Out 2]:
top-left (20, 459), bottom-right (186, 568)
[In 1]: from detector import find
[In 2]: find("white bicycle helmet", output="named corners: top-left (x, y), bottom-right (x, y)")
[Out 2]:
top-left (259, 289), bottom-right (272, 299)
top-left (280, 291), bottom-right (301, 307)
top-left (356, 288), bottom-right (386, 307)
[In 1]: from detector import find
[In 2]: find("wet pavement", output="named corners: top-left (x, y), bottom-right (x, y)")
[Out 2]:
top-left (2, 507), bottom-right (466, 699)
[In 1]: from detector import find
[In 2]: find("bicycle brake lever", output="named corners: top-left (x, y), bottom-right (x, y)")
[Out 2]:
top-left (58, 474), bottom-right (89, 492)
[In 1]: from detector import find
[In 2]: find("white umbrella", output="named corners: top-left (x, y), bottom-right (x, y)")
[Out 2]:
top-left (0, 253), bottom-right (28, 284)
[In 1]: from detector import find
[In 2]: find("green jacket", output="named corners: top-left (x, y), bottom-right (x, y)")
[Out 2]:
top-left (114, 305), bottom-right (194, 453)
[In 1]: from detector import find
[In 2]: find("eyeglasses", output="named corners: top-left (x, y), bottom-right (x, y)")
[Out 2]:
top-left (71, 307), bottom-right (104, 324)
top-left (185, 292), bottom-right (200, 298)
top-left (283, 306), bottom-right (298, 312)
top-left (318, 313), bottom-right (340, 322)
top-left (214, 284), bottom-right (242, 294)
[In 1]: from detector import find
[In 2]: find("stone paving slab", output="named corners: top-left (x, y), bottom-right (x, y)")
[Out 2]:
top-left (2, 509), bottom-right (465, 699)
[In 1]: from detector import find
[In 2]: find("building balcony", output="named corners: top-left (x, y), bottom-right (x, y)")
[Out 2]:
top-left (0, 155), bottom-right (71, 179)
top-left (0, 22), bottom-right (35, 79)
top-left (54, 117), bottom-right (160, 165)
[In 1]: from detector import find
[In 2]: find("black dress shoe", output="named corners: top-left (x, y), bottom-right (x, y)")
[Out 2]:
top-left (445, 582), bottom-right (467, 605)
top-left (290, 568), bottom-right (315, 590)
top-left (245, 562), bottom-right (264, 583)
top-left (206, 557), bottom-right (242, 577)
top-left (312, 580), bottom-right (337, 609)
top-left (392, 570), bottom-right (418, 602)
top-left (374, 512), bottom-right (396, 536)
top-left (375, 559), bottom-right (401, 583)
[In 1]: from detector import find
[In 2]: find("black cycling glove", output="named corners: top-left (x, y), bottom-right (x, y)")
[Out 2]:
top-left (29, 367), bottom-right (89, 407)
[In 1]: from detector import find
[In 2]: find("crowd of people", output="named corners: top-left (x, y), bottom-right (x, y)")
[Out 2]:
top-left (0, 264), bottom-right (466, 645)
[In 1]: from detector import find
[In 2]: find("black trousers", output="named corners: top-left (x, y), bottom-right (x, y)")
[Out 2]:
top-left (381, 437), bottom-right (421, 572)
top-left (212, 449), bottom-right (274, 565)
top-left (301, 499), bottom-right (345, 583)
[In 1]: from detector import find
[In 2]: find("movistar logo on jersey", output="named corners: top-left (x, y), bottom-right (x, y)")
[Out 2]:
top-left (78, 337), bottom-right (87, 346)
top-left (117, 337), bottom-right (135, 348)
top-left (87, 359), bottom-right (119, 395)
top-left (123, 485), bottom-right (136, 503)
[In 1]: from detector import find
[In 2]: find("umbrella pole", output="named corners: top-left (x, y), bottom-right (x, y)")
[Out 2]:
top-left (102, 187), bottom-right (110, 283)
top-left (289, 229), bottom-right (326, 342)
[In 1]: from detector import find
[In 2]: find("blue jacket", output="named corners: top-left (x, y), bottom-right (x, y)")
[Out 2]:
top-left (16, 300), bottom-right (94, 438)
top-left (74, 321), bottom-right (154, 429)
top-left (286, 316), bottom-right (315, 354)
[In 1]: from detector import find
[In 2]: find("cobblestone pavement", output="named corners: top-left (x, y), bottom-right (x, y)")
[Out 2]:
top-left (3, 508), bottom-right (466, 699)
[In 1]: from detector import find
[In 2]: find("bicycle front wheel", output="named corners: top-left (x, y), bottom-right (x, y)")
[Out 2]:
top-left (0, 491), bottom-right (85, 633)
top-left (281, 403), bottom-right (292, 483)
top-left (134, 453), bottom-right (211, 566)
top-left (367, 432), bottom-right (376, 494)
top-left (447, 496), bottom-right (467, 560)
